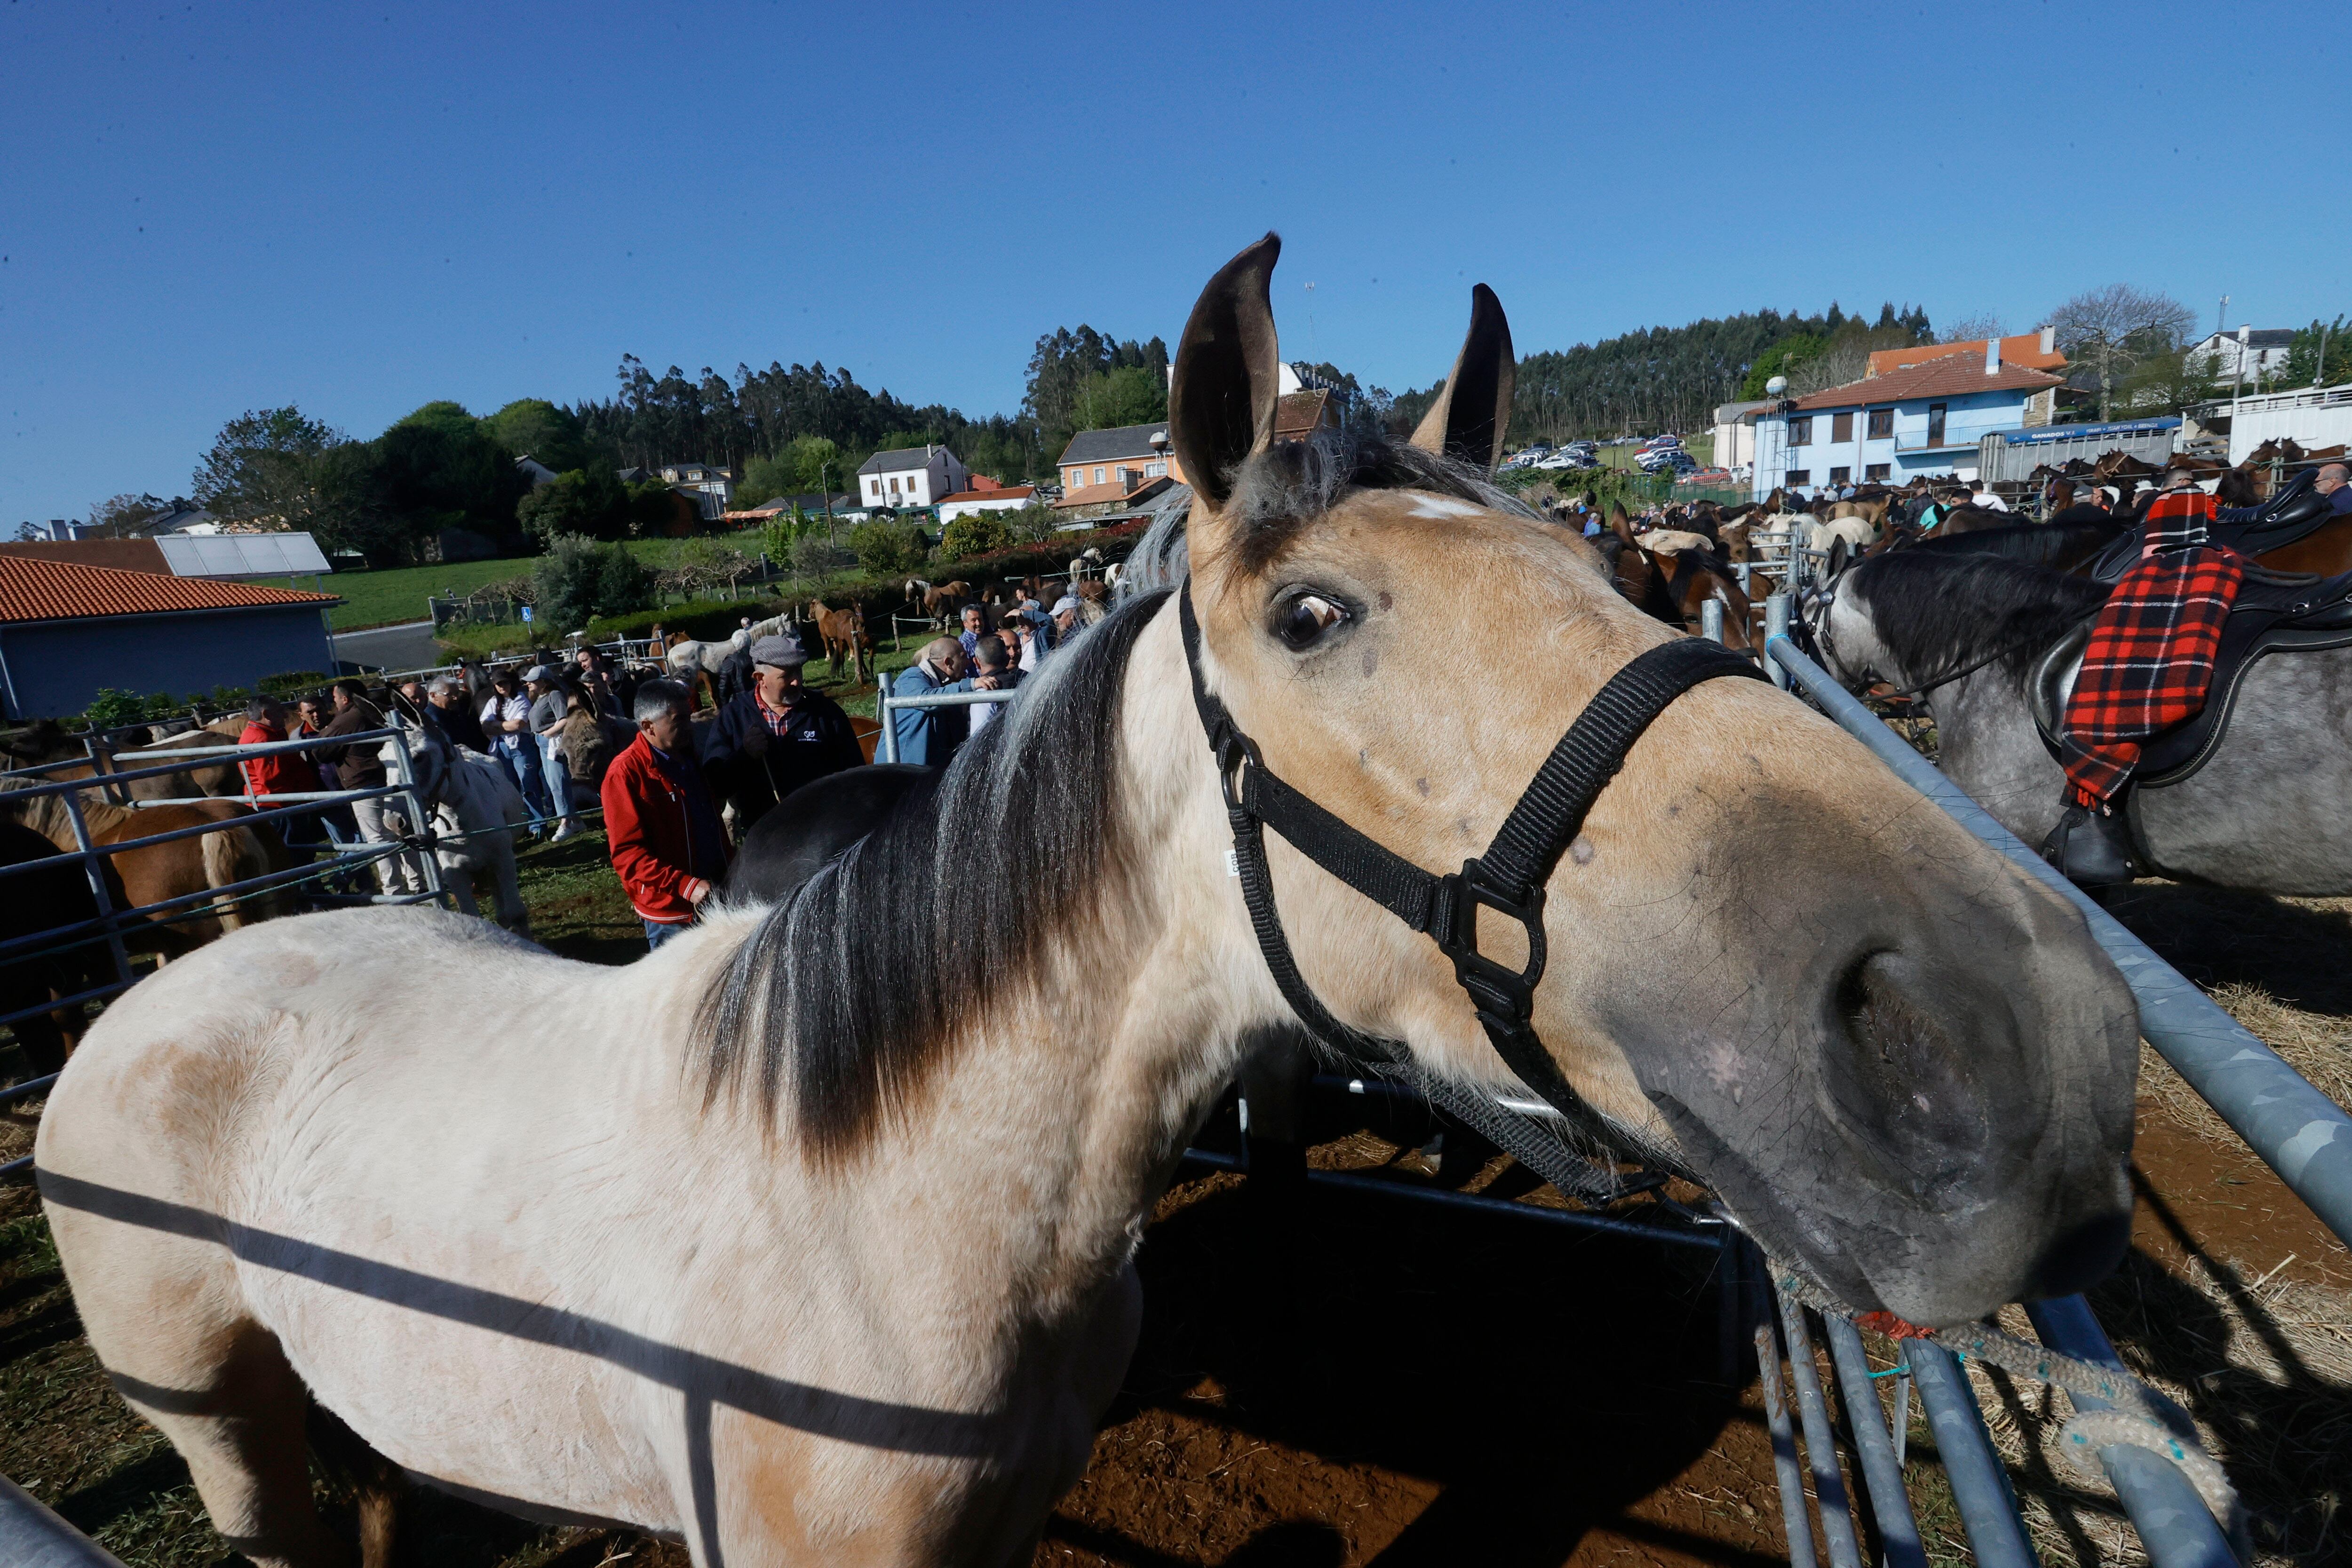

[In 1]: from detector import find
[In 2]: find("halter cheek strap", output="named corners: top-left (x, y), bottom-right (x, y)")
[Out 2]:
top-left (1178, 584), bottom-right (1766, 1190)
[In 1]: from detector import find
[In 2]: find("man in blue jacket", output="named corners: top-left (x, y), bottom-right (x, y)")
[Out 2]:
top-left (891, 637), bottom-right (969, 767)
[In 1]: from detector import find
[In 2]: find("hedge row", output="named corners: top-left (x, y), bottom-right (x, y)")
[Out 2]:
top-left (429, 519), bottom-right (1155, 659)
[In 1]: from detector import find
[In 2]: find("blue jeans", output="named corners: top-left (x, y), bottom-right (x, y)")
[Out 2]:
top-left (643, 918), bottom-right (689, 950)
top-left (539, 733), bottom-right (580, 828)
top-left (500, 736), bottom-right (553, 824)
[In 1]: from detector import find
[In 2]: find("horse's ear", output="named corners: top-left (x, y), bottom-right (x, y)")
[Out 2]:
top-left (1169, 233), bottom-right (1282, 517)
top-left (1408, 284), bottom-right (1516, 471)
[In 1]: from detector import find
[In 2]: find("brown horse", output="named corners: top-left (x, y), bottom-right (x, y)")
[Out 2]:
top-left (0, 820), bottom-right (117, 1076)
top-left (807, 600), bottom-right (874, 684)
top-left (0, 789), bottom-right (293, 948)
top-left (1606, 516), bottom-right (1758, 649)
top-left (903, 579), bottom-right (971, 628)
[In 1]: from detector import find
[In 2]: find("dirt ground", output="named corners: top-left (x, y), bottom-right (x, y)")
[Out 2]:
top-left (0, 876), bottom-right (2344, 1568)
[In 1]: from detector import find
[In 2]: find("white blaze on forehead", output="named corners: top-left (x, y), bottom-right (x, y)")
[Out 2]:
top-left (1406, 493), bottom-right (1485, 519)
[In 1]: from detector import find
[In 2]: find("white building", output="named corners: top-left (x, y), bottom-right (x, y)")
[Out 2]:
top-left (1711, 399), bottom-right (1772, 474)
top-left (936, 485), bottom-right (1037, 526)
top-left (2187, 328), bottom-right (2296, 388)
top-left (857, 445), bottom-right (969, 509)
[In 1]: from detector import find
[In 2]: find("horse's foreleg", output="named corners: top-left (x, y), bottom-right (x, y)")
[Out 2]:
top-left (441, 861), bottom-right (483, 918)
top-left (49, 1193), bottom-right (345, 1568)
top-left (492, 844), bottom-right (530, 935)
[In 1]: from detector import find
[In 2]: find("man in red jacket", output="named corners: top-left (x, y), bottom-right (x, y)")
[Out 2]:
top-left (237, 696), bottom-right (328, 848)
top-left (600, 678), bottom-right (730, 950)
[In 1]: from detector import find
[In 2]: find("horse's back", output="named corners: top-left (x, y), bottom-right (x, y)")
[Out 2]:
top-left (37, 907), bottom-right (744, 1531)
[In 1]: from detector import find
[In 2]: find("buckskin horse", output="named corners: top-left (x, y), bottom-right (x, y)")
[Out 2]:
top-left (38, 237), bottom-right (2135, 1568)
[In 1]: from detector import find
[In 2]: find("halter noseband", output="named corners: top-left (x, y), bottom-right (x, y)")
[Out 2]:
top-left (1177, 584), bottom-right (1765, 1167)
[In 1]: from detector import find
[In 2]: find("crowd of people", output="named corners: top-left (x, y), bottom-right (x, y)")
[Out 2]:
top-left (208, 582), bottom-right (1109, 951)
top-left (584, 589), bottom-right (1091, 948)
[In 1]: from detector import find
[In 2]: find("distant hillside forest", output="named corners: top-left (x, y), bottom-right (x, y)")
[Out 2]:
top-left (568, 327), bottom-right (1175, 502)
top-left (1392, 302), bottom-right (1938, 446)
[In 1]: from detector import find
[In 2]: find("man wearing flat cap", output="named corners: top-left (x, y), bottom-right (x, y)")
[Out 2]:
top-left (699, 629), bottom-right (865, 834)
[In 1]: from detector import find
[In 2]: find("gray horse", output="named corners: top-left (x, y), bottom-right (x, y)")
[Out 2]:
top-left (1813, 549), bottom-right (2352, 895)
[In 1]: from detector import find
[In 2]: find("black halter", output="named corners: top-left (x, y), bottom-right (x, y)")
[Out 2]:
top-left (1178, 585), bottom-right (1767, 1180)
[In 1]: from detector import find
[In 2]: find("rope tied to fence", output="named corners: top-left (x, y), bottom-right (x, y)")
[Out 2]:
top-left (1855, 1308), bottom-right (2242, 1533)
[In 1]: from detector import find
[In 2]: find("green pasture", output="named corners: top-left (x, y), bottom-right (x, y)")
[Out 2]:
top-left (251, 536), bottom-right (750, 631)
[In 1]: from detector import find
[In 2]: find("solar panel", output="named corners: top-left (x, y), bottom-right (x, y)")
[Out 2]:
top-left (154, 531), bottom-right (334, 579)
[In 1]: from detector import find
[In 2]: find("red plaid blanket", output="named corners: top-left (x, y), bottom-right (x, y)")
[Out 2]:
top-left (2059, 526), bottom-right (2243, 807)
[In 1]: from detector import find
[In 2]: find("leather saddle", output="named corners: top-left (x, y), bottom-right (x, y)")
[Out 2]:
top-left (2082, 471), bottom-right (2337, 585)
top-left (2028, 565), bottom-right (2352, 788)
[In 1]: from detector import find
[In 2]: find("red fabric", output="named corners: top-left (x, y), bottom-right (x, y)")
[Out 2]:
top-left (599, 732), bottom-right (725, 924)
top-left (236, 720), bottom-right (323, 800)
top-left (2060, 500), bottom-right (2243, 806)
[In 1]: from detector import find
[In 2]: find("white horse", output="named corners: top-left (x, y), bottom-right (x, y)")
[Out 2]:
top-left (665, 628), bottom-right (751, 681)
top-left (1805, 513), bottom-right (1880, 553)
top-left (378, 722), bottom-right (532, 933)
top-left (34, 239), bottom-right (2135, 1568)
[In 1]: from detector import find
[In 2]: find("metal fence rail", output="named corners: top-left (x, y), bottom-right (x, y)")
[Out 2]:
top-left (0, 725), bottom-right (454, 1176)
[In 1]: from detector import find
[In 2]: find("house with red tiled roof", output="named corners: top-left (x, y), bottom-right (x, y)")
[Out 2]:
top-left (0, 555), bottom-right (341, 719)
top-left (1753, 342), bottom-right (2067, 498)
top-left (1867, 327), bottom-right (2066, 379)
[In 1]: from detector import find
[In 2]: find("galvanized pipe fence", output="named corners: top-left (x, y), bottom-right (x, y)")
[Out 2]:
top-left (0, 726), bottom-right (454, 1181)
top-left (1730, 596), bottom-right (2348, 1568)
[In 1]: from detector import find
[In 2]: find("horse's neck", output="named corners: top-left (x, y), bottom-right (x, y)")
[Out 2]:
top-left (839, 607), bottom-right (1261, 1303)
top-left (9, 789), bottom-right (116, 844)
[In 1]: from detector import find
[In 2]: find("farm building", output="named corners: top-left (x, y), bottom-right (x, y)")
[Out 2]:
top-left (1752, 344), bottom-right (2065, 498)
top-left (0, 532), bottom-right (334, 587)
top-left (0, 554), bottom-right (340, 719)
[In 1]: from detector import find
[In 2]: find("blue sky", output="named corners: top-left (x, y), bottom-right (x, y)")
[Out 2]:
top-left (3, 0), bottom-right (2343, 526)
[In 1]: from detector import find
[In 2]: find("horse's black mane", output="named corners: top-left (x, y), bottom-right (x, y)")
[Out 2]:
top-left (1852, 550), bottom-right (2106, 685)
top-left (696, 589), bottom-right (1170, 1163)
top-left (1910, 517), bottom-right (2127, 570)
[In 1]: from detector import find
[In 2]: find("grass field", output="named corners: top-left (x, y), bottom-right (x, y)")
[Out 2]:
top-left (251, 537), bottom-right (757, 631)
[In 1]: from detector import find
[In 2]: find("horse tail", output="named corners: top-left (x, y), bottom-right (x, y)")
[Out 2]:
top-left (201, 823), bottom-right (267, 931)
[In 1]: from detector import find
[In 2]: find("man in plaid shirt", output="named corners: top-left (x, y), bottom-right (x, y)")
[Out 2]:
top-left (699, 632), bottom-right (865, 834)
top-left (2045, 465), bottom-right (2244, 886)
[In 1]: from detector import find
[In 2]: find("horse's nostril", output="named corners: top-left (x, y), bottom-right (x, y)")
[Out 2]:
top-left (1829, 950), bottom-right (1991, 1180)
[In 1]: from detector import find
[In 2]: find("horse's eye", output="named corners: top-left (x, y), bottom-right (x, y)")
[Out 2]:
top-left (1277, 593), bottom-right (1349, 649)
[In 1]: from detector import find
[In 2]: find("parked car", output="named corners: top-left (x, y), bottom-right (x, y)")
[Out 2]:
top-left (1639, 448), bottom-right (1699, 475)
top-left (1677, 466), bottom-right (1734, 486)
top-left (1534, 450), bottom-right (1596, 471)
